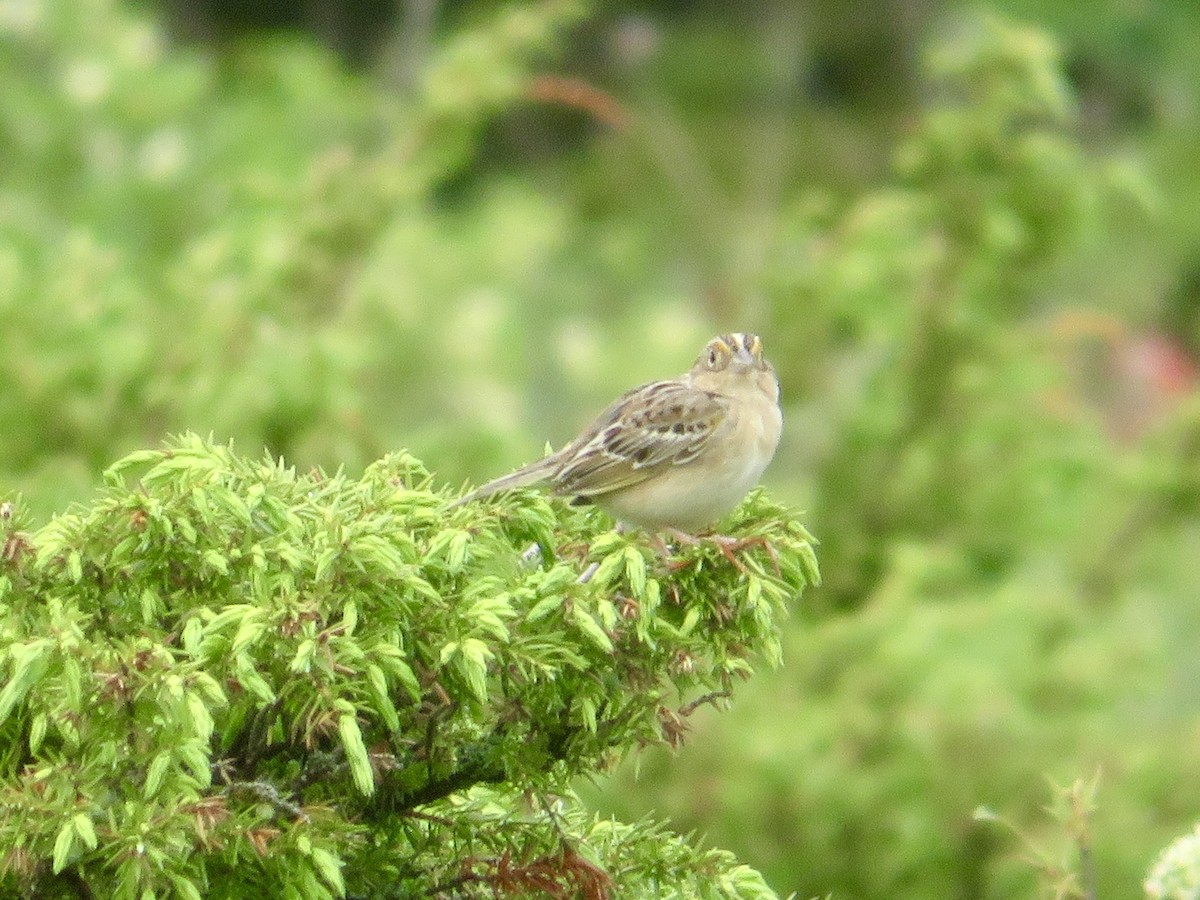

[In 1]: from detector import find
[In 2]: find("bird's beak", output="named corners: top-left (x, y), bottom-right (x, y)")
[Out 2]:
top-left (733, 343), bottom-right (756, 369)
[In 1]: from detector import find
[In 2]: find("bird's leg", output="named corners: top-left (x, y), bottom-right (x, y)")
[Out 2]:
top-left (613, 527), bottom-right (689, 571)
top-left (662, 527), bottom-right (700, 548)
top-left (658, 527), bottom-right (701, 570)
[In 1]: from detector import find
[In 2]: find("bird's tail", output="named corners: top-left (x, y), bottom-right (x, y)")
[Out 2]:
top-left (449, 454), bottom-right (560, 508)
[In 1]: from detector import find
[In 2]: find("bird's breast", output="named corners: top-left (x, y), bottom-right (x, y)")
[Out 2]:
top-left (596, 380), bottom-right (781, 532)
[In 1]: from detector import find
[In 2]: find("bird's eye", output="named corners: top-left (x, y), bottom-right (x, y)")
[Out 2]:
top-left (708, 349), bottom-right (718, 367)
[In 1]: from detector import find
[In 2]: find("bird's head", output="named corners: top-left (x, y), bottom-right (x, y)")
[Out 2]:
top-left (690, 332), bottom-right (778, 400)
top-left (693, 332), bottom-right (771, 374)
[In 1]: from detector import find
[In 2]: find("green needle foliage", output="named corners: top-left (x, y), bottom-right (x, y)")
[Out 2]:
top-left (0, 434), bottom-right (817, 898)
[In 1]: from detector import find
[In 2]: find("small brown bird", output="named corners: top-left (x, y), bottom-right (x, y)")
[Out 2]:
top-left (453, 333), bottom-right (782, 539)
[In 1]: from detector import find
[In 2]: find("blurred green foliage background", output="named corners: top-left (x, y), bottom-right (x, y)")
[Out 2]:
top-left (3, 0), bottom-right (1200, 896)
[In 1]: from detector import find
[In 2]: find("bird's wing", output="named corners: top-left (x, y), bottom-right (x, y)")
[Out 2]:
top-left (549, 379), bottom-right (729, 498)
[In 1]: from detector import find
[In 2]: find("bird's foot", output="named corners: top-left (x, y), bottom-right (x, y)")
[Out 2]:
top-left (660, 528), bottom-right (779, 576)
top-left (711, 533), bottom-right (781, 576)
